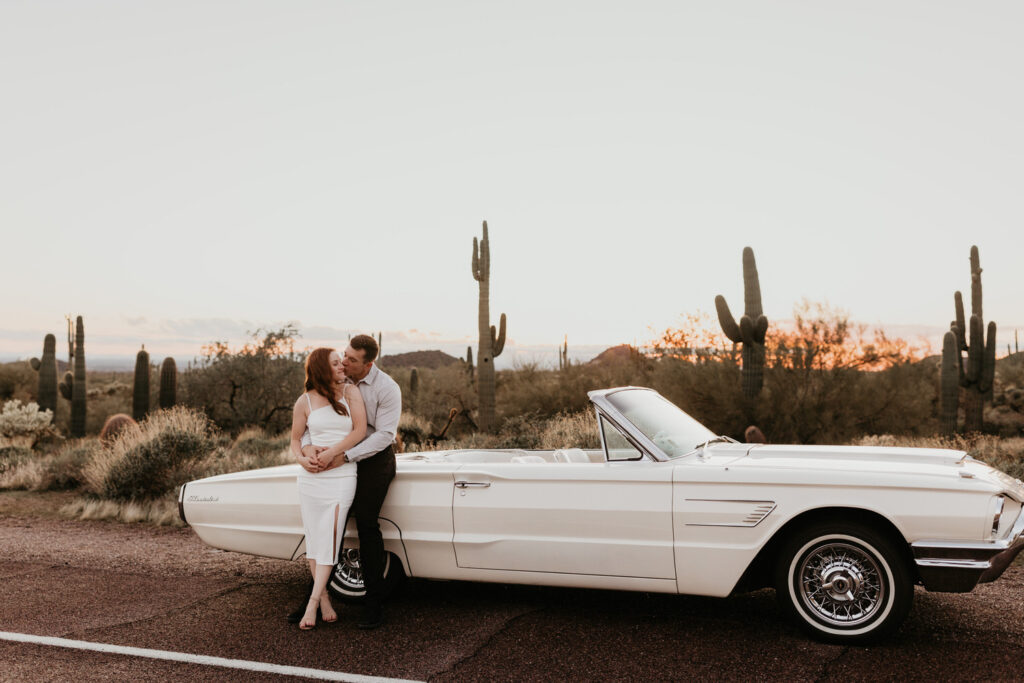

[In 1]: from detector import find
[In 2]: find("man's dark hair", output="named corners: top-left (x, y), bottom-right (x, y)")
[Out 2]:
top-left (349, 334), bottom-right (379, 362)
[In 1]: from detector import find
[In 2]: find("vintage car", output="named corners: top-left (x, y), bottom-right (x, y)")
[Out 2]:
top-left (180, 386), bottom-right (1024, 643)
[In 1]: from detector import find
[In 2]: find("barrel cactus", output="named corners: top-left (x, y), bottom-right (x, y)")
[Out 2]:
top-left (715, 247), bottom-right (769, 400)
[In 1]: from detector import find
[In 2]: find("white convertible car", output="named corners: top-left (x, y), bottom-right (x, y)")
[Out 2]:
top-left (180, 387), bottom-right (1024, 643)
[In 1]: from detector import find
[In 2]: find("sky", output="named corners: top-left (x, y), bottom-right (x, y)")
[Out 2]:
top-left (1, 1), bottom-right (1021, 369)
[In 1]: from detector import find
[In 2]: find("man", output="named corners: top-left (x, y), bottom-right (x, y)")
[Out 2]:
top-left (289, 334), bottom-right (401, 629)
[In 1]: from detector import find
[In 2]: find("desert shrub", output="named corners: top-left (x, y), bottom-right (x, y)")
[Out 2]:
top-left (396, 412), bottom-right (433, 451)
top-left (0, 446), bottom-right (33, 474)
top-left (404, 364), bottom-right (478, 434)
top-left (998, 353), bottom-right (1024, 390)
top-left (83, 407), bottom-right (216, 500)
top-left (47, 442), bottom-right (98, 490)
top-left (202, 427), bottom-right (291, 473)
top-left (231, 427), bottom-right (287, 457)
top-left (493, 352), bottom-right (655, 427)
top-left (650, 356), bottom-right (748, 437)
top-left (0, 362), bottom-right (37, 402)
top-left (0, 400), bottom-right (57, 448)
top-left (537, 411), bottom-right (600, 449)
top-left (494, 412), bottom-right (545, 449)
top-left (182, 327), bottom-right (305, 434)
top-left (648, 301), bottom-right (935, 444)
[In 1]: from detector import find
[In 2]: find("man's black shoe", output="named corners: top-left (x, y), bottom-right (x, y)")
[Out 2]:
top-left (357, 600), bottom-right (384, 630)
top-left (286, 579), bottom-right (316, 624)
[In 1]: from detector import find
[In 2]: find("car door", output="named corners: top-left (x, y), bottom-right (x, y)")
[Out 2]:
top-left (451, 417), bottom-right (676, 579)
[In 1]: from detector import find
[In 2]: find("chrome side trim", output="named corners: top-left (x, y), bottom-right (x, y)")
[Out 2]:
top-left (683, 500), bottom-right (777, 528)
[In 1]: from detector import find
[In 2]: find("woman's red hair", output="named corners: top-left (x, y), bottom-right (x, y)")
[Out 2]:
top-left (304, 347), bottom-right (348, 416)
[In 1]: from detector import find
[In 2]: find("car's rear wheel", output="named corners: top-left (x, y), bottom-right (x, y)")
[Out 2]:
top-left (327, 547), bottom-right (405, 602)
top-left (774, 521), bottom-right (912, 644)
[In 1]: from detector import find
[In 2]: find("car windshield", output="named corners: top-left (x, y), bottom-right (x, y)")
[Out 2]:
top-left (606, 389), bottom-right (717, 458)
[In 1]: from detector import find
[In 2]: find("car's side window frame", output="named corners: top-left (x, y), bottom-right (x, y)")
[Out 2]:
top-left (596, 411), bottom-right (648, 462)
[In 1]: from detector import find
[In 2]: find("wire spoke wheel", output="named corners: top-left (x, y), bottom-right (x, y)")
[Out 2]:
top-left (798, 541), bottom-right (884, 627)
top-left (334, 547), bottom-right (364, 590)
top-left (327, 546), bottom-right (404, 602)
top-left (775, 522), bottom-right (912, 644)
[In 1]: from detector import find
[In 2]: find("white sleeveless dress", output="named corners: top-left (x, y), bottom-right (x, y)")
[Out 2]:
top-left (297, 392), bottom-right (357, 565)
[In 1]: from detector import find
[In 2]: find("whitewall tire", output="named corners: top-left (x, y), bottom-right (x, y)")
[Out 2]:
top-left (775, 522), bottom-right (913, 644)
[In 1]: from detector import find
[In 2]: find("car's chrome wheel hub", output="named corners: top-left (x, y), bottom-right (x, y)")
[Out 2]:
top-left (336, 547), bottom-right (364, 588)
top-left (798, 541), bottom-right (884, 626)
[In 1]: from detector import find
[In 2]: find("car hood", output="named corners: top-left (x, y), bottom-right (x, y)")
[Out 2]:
top-left (690, 443), bottom-right (1024, 501)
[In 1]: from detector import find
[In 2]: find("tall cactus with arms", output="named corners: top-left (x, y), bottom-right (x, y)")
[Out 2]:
top-left (58, 316), bottom-right (86, 437)
top-left (715, 247), bottom-right (768, 399)
top-left (29, 334), bottom-right (58, 419)
top-left (472, 221), bottom-right (507, 432)
top-left (940, 245), bottom-right (997, 433)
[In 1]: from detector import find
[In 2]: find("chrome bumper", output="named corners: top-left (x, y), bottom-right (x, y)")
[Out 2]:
top-left (912, 506), bottom-right (1024, 593)
top-left (178, 483), bottom-right (188, 525)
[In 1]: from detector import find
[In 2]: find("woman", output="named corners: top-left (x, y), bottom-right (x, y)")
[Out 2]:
top-left (290, 347), bottom-right (367, 630)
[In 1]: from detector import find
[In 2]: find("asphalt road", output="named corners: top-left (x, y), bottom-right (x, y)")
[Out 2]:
top-left (2, 507), bottom-right (1024, 681)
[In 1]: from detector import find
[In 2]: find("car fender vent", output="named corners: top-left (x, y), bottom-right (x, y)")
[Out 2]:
top-left (682, 499), bottom-right (777, 527)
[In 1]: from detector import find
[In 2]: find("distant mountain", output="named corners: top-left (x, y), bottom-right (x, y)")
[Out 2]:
top-left (380, 350), bottom-right (463, 369)
top-left (588, 344), bottom-right (642, 365)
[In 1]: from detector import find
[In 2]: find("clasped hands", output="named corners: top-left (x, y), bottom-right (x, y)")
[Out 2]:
top-left (298, 445), bottom-right (337, 473)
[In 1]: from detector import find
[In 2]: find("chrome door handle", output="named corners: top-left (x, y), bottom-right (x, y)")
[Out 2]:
top-left (455, 481), bottom-right (491, 489)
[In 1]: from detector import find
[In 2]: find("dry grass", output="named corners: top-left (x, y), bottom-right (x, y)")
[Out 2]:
top-left (537, 411), bottom-right (599, 449)
top-left (0, 458), bottom-right (48, 490)
top-left (61, 496), bottom-right (184, 526)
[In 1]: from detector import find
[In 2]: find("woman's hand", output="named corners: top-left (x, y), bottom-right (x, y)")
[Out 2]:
top-left (296, 453), bottom-right (320, 473)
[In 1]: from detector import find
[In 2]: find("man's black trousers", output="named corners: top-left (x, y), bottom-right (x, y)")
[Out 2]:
top-left (352, 445), bottom-right (396, 602)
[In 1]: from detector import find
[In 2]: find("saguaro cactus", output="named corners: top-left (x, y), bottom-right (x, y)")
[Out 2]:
top-left (715, 247), bottom-right (769, 400)
top-left (471, 221), bottom-right (507, 432)
top-left (409, 367), bottom-right (419, 408)
top-left (159, 357), bottom-right (177, 409)
top-left (940, 332), bottom-right (960, 434)
top-left (941, 245), bottom-right (997, 433)
top-left (29, 334), bottom-right (58, 419)
top-left (465, 346), bottom-right (474, 378)
top-left (133, 347), bottom-right (150, 420)
top-left (558, 335), bottom-right (569, 370)
top-left (58, 316), bottom-right (86, 437)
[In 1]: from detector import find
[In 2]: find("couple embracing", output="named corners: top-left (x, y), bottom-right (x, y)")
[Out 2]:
top-left (287, 334), bottom-right (401, 631)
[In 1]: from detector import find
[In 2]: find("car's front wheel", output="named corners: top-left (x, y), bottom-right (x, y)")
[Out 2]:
top-left (774, 521), bottom-right (913, 644)
top-left (327, 547), bottom-right (405, 602)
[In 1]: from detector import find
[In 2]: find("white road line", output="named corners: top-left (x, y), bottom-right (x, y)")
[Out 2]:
top-left (0, 631), bottom-right (423, 683)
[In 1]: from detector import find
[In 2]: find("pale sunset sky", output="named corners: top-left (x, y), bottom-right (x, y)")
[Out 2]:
top-left (1, 1), bottom-right (1021, 368)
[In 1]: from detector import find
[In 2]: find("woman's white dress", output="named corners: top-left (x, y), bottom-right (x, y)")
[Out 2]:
top-left (297, 392), bottom-right (357, 565)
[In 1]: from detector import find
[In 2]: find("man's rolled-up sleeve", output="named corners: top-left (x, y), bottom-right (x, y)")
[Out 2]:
top-left (346, 380), bottom-right (402, 462)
